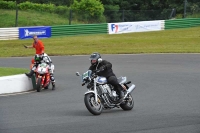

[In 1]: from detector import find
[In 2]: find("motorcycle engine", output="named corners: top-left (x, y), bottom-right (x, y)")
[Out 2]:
top-left (99, 84), bottom-right (118, 101)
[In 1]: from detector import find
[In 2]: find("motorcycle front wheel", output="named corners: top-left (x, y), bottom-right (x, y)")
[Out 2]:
top-left (84, 93), bottom-right (102, 115)
top-left (120, 93), bottom-right (134, 110)
top-left (36, 77), bottom-right (42, 92)
top-left (44, 82), bottom-right (50, 89)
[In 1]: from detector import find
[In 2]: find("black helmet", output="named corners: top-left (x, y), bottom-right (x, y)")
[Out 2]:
top-left (89, 52), bottom-right (101, 65)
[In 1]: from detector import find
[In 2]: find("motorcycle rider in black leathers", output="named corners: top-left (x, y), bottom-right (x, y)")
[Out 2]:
top-left (88, 52), bottom-right (125, 101)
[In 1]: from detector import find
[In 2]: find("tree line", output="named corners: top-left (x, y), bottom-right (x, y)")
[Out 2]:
top-left (10, 0), bottom-right (199, 13)
top-left (2, 0), bottom-right (200, 23)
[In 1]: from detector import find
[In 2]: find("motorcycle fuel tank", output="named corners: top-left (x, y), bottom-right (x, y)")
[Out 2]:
top-left (96, 76), bottom-right (107, 84)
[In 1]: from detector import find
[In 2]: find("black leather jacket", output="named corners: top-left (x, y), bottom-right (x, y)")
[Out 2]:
top-left (89, 60), bottom-right (116, 78)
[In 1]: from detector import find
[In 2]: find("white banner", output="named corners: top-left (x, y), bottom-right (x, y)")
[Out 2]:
top-left (108, 20), bottom-right (162, 34)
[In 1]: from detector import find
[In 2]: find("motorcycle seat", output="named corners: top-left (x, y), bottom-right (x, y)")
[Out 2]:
top-left (117, 77), bottom-right (127, 84)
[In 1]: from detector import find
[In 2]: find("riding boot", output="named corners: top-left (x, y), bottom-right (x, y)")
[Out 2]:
top-left (116, 85), bottom-right (124, 101)
top-left (52, 81), bottom-right (55, 90)
top-left (25, 70), bottom-right (34, 78)
top-left (119, 90), bottom-right (125, 100)
top-left (50, 73), bottom-right (55, 90)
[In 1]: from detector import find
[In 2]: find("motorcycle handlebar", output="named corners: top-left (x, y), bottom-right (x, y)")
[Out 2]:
top-left (94, 69), bottom-right (101, 73)
top-left (81, 70), bottom-right (100, 86)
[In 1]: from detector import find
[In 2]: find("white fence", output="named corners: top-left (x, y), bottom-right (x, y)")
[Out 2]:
top-left (0, 27), bottom-right (19, 40)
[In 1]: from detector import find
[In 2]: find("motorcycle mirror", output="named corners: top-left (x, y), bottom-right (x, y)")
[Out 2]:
top-left (76, 72), bottom-right (80, 76)
top-left (98, 58), bottom-right (102, 63)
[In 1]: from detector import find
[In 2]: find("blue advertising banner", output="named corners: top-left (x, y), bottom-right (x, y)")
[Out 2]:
top-left (19, 26), bottom-right (51, 39)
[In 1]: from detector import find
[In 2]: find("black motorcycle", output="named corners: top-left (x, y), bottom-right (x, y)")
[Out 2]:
top-left (76, 68), bottom-right (136, 115)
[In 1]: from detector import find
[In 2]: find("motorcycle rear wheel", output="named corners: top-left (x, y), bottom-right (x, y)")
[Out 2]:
top-left (36, 77), bottom-right (42, 92)
top-left (84, 93), bottom-right (102, 115)
top-left (120, 94), bottom-right (134, 110)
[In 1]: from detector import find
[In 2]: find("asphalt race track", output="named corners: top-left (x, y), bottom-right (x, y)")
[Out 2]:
top-left (0, 54), bottom-right (200, 133)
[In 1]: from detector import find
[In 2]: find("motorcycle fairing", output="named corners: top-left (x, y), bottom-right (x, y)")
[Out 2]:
top-left (82, 70), bottom-right (92, 81)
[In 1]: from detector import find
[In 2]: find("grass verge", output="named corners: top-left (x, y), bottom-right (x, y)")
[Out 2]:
top-left (0, 26), bottom-right (200, 57)
top-left (0, 67), bottom-right (28, 77)
top-left (0, 9), bottom-right (80, 28)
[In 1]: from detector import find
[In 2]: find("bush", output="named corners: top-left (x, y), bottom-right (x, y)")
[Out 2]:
top-left (0, 1), bottom-right (15, 9)
top-left (71, 0), bottom-right (105, 23)
top-left (54, 5), bottom-right (69, 15)
top-left (18, 2), bottom-right (55, 13)
top-left (0, 1), bottom-right (69, 15)
top-left (0, 0), bottom-right (105, 23)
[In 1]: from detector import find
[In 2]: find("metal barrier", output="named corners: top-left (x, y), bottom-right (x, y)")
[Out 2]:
top-left (165, 18), bottom-right (200, 29)
top-left (0, 19), bottom-right (200, 40)
top-left (51, 23), bottom-right (108, 37)
top-left (0, 28), bottom-right (18, 40)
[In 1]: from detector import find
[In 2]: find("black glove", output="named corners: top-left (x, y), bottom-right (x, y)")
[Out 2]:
top-left (23, 45), bottom-right (28, 48)
top-left (100, 65), bottom-right (106, 71)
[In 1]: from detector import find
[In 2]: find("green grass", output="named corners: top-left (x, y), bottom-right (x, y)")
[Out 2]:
top-left (0, 67), bottom-right (28, 77)
top-left (0, 9), bottom-right (81, 27)
top-left (0, 26), bottom-right (200, 57)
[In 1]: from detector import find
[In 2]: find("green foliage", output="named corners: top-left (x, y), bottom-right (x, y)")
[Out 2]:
top-left (190, 3), bottom-right (199, 14)
top-left (19, 1), bottom-right (55, 13)
top-left (1, 0), bottom-right (200, 25)
top-left (176, 14), bottom-right (183, 19)
top-left (0, 1), bottom-right (15, 9)
top-left (71, 0), bottom-right (105, 23)
top-left (0, 1), bottom-right (69, 15)
top-left (54, 5), bottom-right (69, 16)
top-left (0, 9), bottom-right (76, 27)
top-left (103, 5), bottom-right (120, 22)
top-left (186, 13), bottom-right (200, 18)
top-left (3, 0), bottom-right (73, 6)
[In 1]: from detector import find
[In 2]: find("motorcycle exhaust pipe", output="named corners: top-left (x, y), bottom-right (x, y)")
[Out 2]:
top-left (127, 84), bottom-right (136, 93)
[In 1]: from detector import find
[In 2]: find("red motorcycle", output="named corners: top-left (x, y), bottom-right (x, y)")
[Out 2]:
top-left (35, 62), bottom-right (51, 92)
